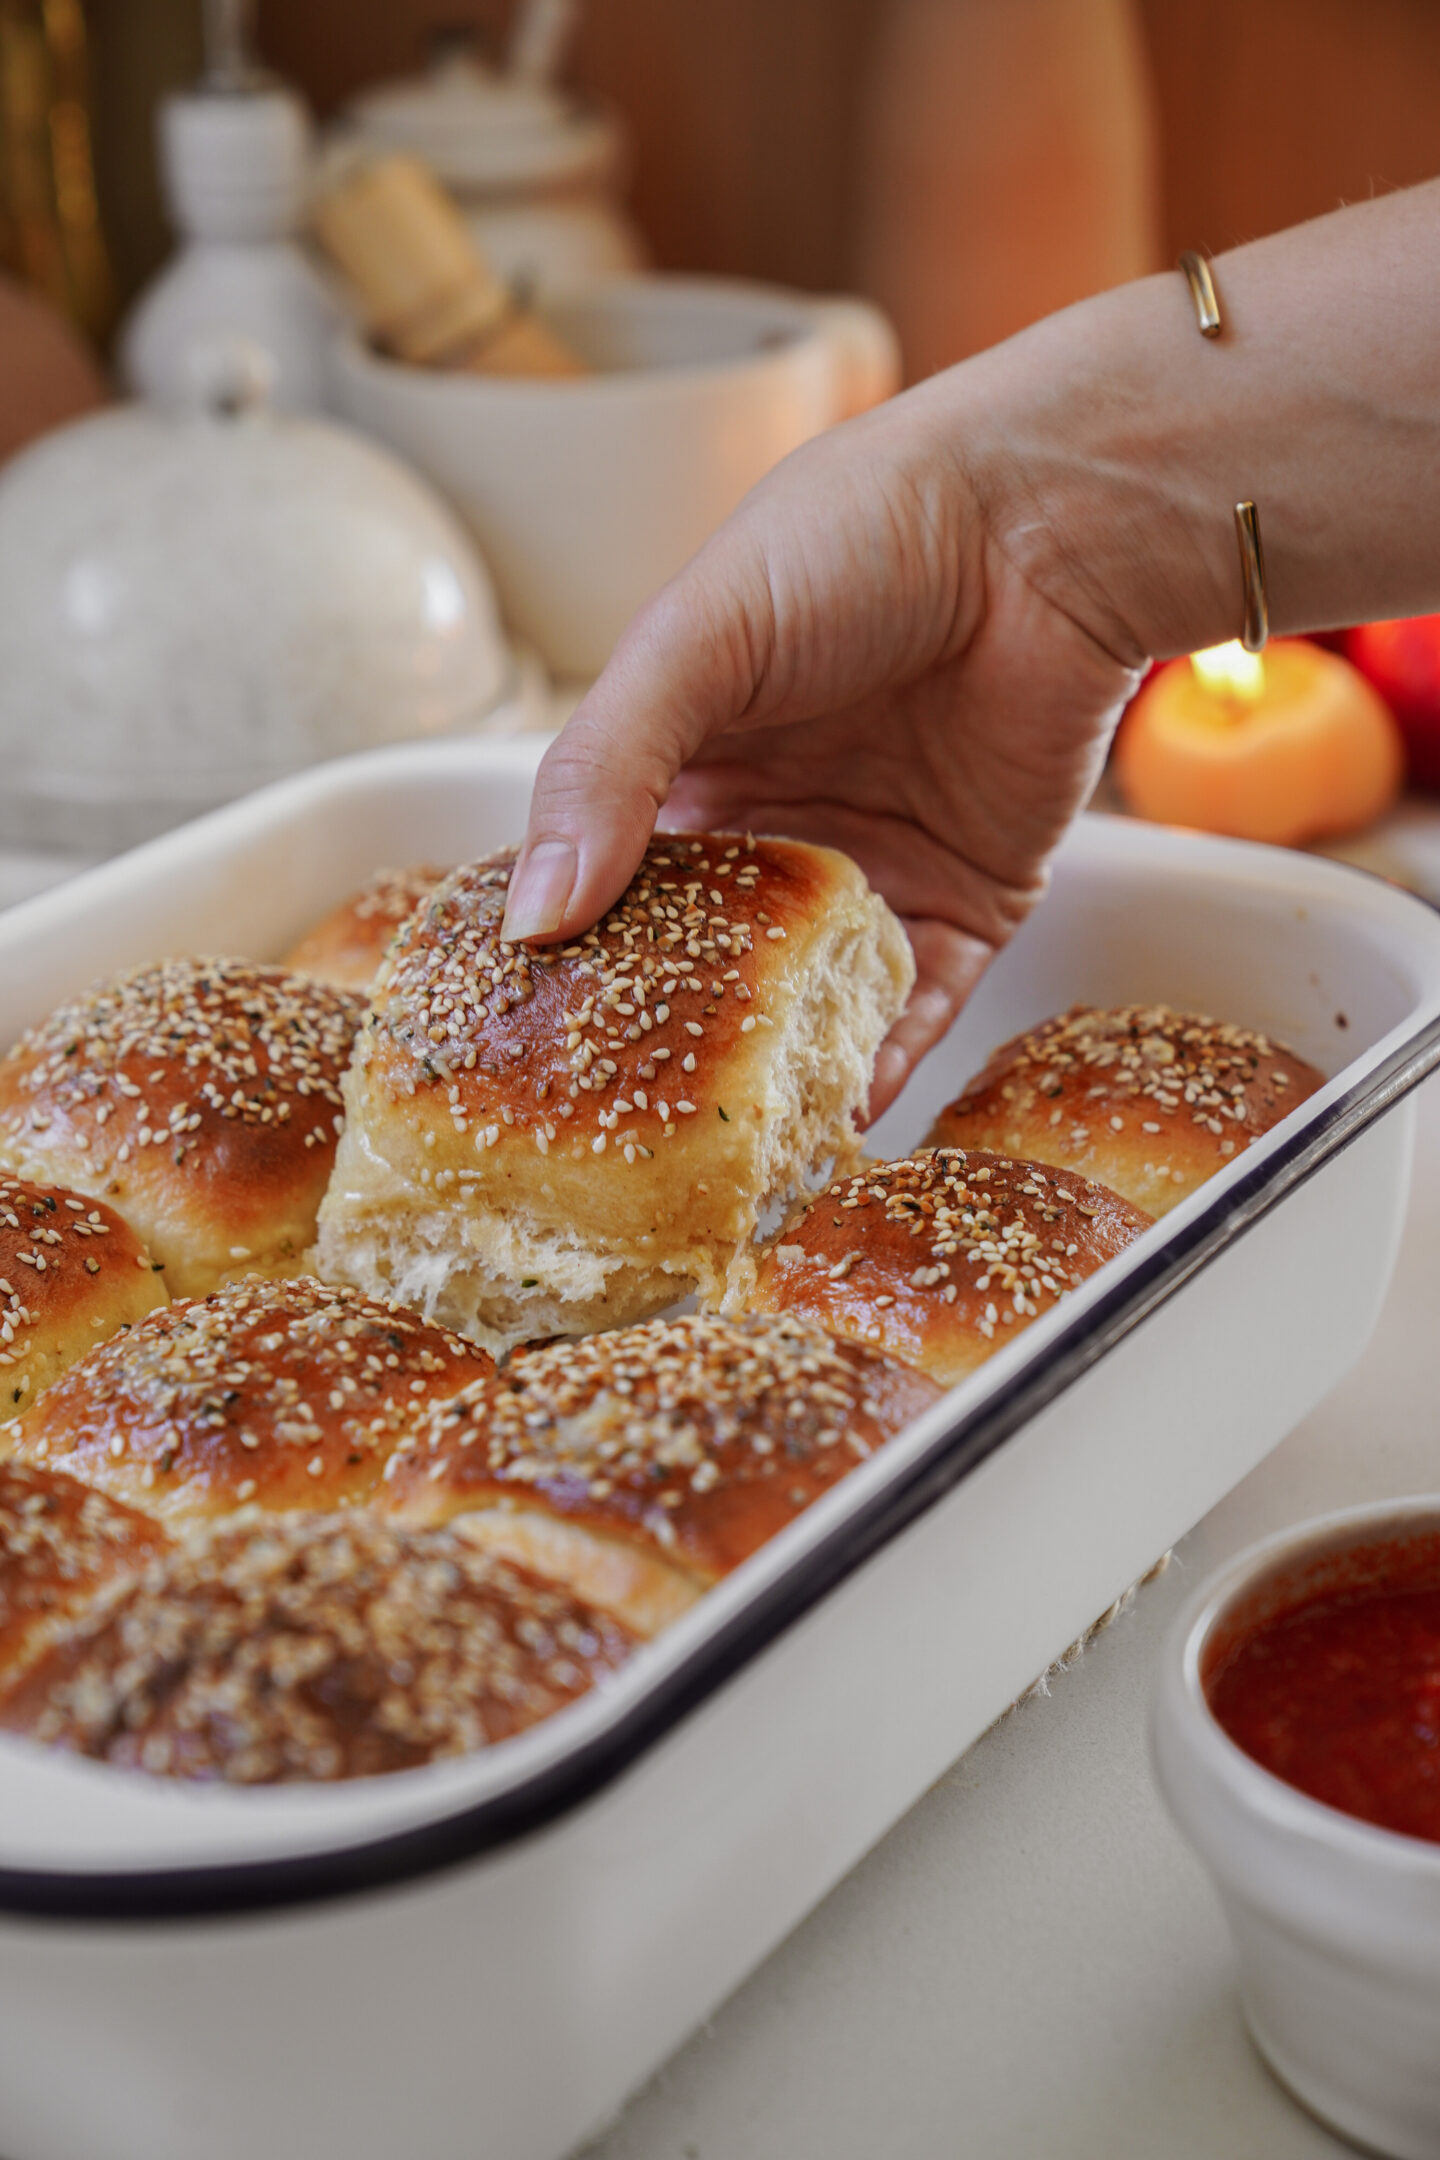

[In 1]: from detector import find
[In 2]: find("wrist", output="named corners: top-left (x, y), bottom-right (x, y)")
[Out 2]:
top-left (934, 272), bottom-right (1246, 669)
top-left (932, 181), bottom-right (1440, 666)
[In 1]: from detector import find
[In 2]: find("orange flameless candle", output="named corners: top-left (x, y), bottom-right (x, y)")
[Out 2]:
top-left (1115, 637), bottom-right (1404, 847)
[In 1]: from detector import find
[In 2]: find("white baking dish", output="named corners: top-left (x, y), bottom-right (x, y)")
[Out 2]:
top-left (0, 738), bottom-right (1434, 2160)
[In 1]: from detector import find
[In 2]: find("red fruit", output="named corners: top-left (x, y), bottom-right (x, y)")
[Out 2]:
top-left (1344, 618), bottom-right (1440, 790)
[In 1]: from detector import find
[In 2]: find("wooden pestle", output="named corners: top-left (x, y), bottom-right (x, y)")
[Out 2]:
top-left (311, 154), bottom-right (588, 378)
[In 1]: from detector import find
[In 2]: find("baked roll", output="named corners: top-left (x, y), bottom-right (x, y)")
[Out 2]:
top-left (748, 1150), bottom-right (1152, 1387)
top-left (0, 958), bottom-right (364, 1296)
top-left (282, 865), bottom-right (447, 991)
top-left (375, 1311), bottom-right (941, 1636)
top-left (0, 1461), bottom-right (167, 1687)
top-left (5, 1273), bottom-right (493, 1522)
top-left (0, 1511), bottom-right (634, 1783)
top-left (0, 1176), bottom-right (165, 1420)
top-left (926, 1004), bottom-right (1325, 1218)
top-left (316, 837), bottom-right (914, 1352)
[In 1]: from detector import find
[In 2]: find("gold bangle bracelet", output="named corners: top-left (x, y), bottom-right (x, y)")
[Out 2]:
top-left (1179, 249), bottom-right (1221, 338)
top-left (1179, 251), bottom-right (1270, 653)
top-left (1234, 500), bottom-right (1269, 655)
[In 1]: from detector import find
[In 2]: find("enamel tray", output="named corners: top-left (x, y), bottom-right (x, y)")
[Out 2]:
top-left (0, 738), bottom-right (1434, 2160)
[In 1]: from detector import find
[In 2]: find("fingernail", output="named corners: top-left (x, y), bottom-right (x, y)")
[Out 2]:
top-left (502, 840), bottom-right (577, 943)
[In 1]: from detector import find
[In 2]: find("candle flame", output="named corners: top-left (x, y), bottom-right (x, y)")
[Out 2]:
top-left (1190, 640), bottom-right (1266, 703)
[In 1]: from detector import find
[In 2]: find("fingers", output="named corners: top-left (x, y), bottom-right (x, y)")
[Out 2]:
top-left (502, 404), bottom-right (978, 946)
top-left (866, 917), bottom-right (995, 1122)
top-left (502, 542), bottom-right (775, 944)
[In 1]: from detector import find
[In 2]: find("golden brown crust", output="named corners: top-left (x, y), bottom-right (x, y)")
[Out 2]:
top-left (317, 835), bottom-right (913, 1337)
top-left (0, 1511), bottom-right (635, 1783)
top-left (0, 959), bottom-right (365, 1297)
top-left (7, 1274), bottom-right (493, 1521)
top-left (748, 1150), bottom-right (1152, 1387)
top-left (375, 1312), bottom-right (941, 1631)
top-left (282, 866), bottom-right (448, 990)
top-left (0, 1461), bottom-right (167, 1686)
top-left (926, 1004), bottom-right (1325, 1218)
top-left (337, 839), bottom-right (837, 1242)
top-left (0, 1176), bottom-right (166, 1420)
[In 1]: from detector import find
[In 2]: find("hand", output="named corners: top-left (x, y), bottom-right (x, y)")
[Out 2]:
top-left (503, 386), bottom-right (1143, 1117)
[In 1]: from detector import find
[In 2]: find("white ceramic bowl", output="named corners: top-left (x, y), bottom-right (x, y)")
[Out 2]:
top-left (330, 274), bottom-right (900, 677)
top-left (1152, 1497), bottom-right (1440, 2159)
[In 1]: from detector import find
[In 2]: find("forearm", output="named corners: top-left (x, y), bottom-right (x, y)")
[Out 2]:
top-left (934, 179), bottom-right (1440, 663)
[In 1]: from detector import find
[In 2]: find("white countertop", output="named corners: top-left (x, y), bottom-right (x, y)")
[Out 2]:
top-left (581, 1083), bottom-right (1440, 2160)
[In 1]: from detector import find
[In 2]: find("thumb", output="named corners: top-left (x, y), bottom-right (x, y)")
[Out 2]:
top-left (501, 545), bottom-right (773, 944)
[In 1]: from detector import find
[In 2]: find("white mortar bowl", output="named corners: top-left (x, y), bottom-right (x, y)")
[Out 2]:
top-left (330, 274), bottom-right (899, 678)
top-left (1152, 1497), bottom-right (1440, 2159)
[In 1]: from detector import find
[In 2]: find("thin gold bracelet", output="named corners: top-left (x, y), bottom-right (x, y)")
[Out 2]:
top-left (1179, 251), bottom-right (1269, 652)
top-left (1179, 250), bottom-right (1221, 338)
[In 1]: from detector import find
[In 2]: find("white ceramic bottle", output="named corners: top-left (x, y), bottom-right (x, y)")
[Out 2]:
top-left (119, 0), bottom-right (340, 414)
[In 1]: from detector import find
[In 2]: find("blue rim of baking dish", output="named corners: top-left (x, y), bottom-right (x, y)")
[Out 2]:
top-left (1, 1008), bottom-right (1437, 1922)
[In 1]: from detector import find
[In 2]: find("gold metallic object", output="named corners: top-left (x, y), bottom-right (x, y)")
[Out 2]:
top-left (1235, 500), bottom-right (1268, 655)
top-left (1179, 249), bottom-right (1221, 338)
top-left (0, 0), bottom-right (112, 341)
top-left (1178, 254), bottom-right (1268, 653)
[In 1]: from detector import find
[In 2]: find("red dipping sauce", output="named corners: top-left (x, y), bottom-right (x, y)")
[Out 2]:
top-left (1207, 1538), bottom-right (1440, 1844)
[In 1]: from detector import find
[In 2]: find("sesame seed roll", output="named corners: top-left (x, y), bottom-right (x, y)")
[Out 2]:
top-left (0, 1176), bottom-right (165, 1420)
top-left (0, 1461), bottom-right (167, 1690)
top-left (375, 1312), bottom-right (941, 1637)
top-left (748, 1151), bottom-right (1152, 1388)
top-left (283, 865), bottom-right (449, 992)
top-left (0, 958), bottom-right (365, 1297)
top-left (316, 838), bottom-right (914, 1353)
top-left (6, 1275), bottom-right (493, 1522)
top-left (0, 1511), bottom-right (635, 1783)
top-left (926, 1005), bottom-right (1324, 1218)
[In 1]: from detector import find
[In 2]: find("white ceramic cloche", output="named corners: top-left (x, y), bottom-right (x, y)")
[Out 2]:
top-left (0, 342), bottom-right (511, 855)
top-left (331, 23), bottom-right (647, 292)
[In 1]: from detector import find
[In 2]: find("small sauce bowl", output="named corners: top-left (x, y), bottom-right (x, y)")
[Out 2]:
top-left (1152, 1497), bottom-right (1440, 2159)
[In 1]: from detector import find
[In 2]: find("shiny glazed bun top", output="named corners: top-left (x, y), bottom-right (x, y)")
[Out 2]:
top-left (318, 836), bottom-right (913, 1350)
top-left (926, 1003), bottom-right (1324, 1218)
top-left (0, 1175), bottom-right (165, 1420)
top-left (748, 1149), bottom-right (1152, 1387)
top-left (282, 865), bottom-right (448, 991)
top-left (378, 1311), bottom-right (941, 1634)
top-left (0, 1511), bottom-right (635, 1784)
top-left (0, 958), bottom-right (365, 1296)
top-left (6, 1273), bottom-right (493, 1521)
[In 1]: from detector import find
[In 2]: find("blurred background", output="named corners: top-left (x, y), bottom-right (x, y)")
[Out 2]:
top-left (55, 0), bottom-right (1440, 376)
top-left (6, 0), bottom-right (1440, 884)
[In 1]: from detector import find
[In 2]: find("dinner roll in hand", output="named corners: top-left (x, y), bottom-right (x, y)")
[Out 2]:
top-left (0, 1177), bottom-right (165, 1420)
top-left (375, 1312), bottom-right (941, 1636)
top-left (0, 958), bottom-right (364, 1297)
top-left (282, 865), bottom-right (448, 991)
top-left (0, 1511), bottom-right (634, 1783)
top-left (926, 1004), bottom-right (1324, 1217)
top-left (748, 1150), bottom-right (1151, 1387)
top-left (5, 1273), bottom-right (493, 1522)
top-left (317, 836), bottom-right (914, 1352)
top-left (0, 1461), bottom-right (167, 1690)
